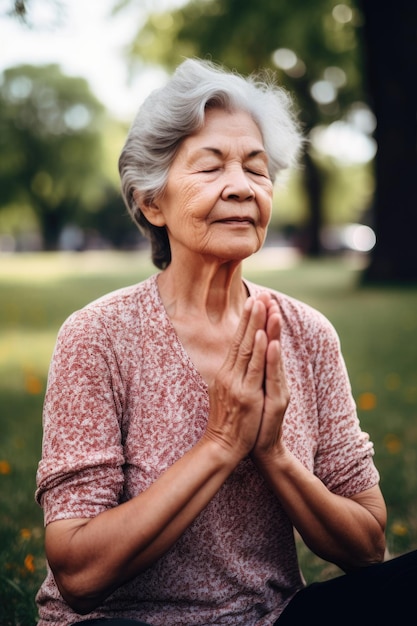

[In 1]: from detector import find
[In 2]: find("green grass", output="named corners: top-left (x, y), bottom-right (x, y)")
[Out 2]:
top-left (1, 251), bottom-right (417, 623)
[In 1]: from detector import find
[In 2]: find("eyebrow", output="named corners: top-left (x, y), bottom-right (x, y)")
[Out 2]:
top-left (200, 147), bottom-right (268, 160)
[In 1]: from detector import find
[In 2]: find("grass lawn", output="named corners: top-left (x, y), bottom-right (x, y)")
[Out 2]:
top-left (1, 250), bottom-right (417, 624)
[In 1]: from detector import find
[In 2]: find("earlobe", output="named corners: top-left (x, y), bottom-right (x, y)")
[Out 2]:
top-left (133, 190), bottom-right (166, 227)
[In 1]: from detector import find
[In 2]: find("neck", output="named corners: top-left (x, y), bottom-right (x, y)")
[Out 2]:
top-left (157, 258), bottom-right (247, 324)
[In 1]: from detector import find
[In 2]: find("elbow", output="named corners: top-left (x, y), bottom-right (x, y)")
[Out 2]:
top-left (361, 523), bottom-right (387, 567)
top-left (60, 589), bottom-right (103, 615)
top-left (66, 600), bottom-right (98, 616)
top-left (53, 570), bottom-right (108, 615)
top-left (45, 519), bottom-right (120, 613)
top-left (357, 541), bottom-right (386, 570)
top-left (365, 531), bottom-right (387, 566)
top-left (341, 530), bottom-right (387, 573)
top-left (372, 532), bottom-right (387, 565)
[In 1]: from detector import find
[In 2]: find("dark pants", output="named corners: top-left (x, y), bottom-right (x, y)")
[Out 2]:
top-left (277, 549), bottom-right (417, 625)
top-left (72, 550), bottom-right (417, 626)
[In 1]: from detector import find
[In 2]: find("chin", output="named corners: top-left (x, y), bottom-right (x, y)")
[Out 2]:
top-left (221, 248), bottom-right (259, 263)
top-left (227, 239), bottom-right (262, 257)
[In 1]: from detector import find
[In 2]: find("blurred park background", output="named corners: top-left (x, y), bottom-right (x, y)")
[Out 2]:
top-left (0, 0), bottom-right (416, 623)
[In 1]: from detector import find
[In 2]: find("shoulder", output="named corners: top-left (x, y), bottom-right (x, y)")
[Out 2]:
top-left (51, 276), bottom-right (162, 353)
top-left (58, 274), bottom-right (159, 338)
top-left (81, 273), bottom-right (158, 319)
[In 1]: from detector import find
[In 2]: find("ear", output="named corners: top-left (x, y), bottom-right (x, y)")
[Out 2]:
top-left (133, 189), bottom-right (166, 227)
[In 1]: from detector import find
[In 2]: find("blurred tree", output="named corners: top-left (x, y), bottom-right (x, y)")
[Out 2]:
top-left (0, 64), bottom-right (120, 249)
top-left (358, 0), bottom-right (417, 283)
top-left (6, 1), bottom-right (416, 276)
top-left (122, 0), bottom-right (365, 255)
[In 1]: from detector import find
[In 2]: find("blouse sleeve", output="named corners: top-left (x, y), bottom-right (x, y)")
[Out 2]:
top-left (36, 307), bottom-right (126, 525)
top-left (307, 310), bottom-right (379, 497)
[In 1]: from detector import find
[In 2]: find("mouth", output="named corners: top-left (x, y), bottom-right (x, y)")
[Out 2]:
top-left (214, 217), bottom-right (255, 225)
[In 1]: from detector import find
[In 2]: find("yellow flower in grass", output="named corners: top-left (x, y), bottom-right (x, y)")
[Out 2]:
top-left (20, 528), bottom-right (31, 540)
top-left (0, 460), bottom-right (11, 474)
top-left (391, 522), bottom-right (408, 537)
top-left (24, 373), bottom-right (43, 395)
top-left (24, 554), bottom-right (35, 573)
top-left (357, 392), bottom-right (377, 411)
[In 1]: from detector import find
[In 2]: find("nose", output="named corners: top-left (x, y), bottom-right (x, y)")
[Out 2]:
top-left (221, 166), bottom-right (255, 202)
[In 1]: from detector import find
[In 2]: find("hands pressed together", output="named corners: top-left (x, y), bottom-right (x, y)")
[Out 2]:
top-left (205, 293), bottom-right (290, 467)
top-left (204, 292), bottom-right (386, 573)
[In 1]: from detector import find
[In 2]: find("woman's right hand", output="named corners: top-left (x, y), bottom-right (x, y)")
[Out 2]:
top-left (204, 297), bottom-right (268, 462)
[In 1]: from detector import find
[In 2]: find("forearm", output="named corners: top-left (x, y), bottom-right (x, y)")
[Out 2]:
top-left (46, 437), bottom-right (239, 613)
top-left (254, 446), bottom-right (386, 572)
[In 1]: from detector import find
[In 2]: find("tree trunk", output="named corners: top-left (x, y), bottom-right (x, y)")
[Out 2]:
top-left (359, 0), bottom-right (417, 283)
top-left (39, 209), bottom-right (61, 251)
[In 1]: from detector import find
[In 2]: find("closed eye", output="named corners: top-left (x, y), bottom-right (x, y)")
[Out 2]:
top-left (245, 158), bottom-right (270, 178)
top-left (246, 169), bottom-right (262, 175)
top-left (246, 168), bottom-right (269, 178)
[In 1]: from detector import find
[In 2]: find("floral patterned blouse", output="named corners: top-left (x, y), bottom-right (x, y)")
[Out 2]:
top-left (36, 274), bottom-right (379, 626)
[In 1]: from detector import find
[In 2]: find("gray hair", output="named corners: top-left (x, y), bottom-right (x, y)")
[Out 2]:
top-left (119, 58), bottom-right (303, 269)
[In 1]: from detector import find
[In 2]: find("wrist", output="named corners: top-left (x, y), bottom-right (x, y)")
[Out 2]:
top-left (198, 433), bottom-right (244, 472)
top-left (252, 441), bottom-right (291, 474)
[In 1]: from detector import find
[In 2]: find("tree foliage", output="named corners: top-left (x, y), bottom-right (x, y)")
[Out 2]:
top-left (131, 0), bottom-right (363, 125)
top-left (0, 64), bottom-right (119, 249)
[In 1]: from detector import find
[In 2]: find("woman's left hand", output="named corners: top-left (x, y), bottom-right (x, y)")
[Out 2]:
top-left (252, 294), bottom-right (290, 464)
top-left (250, 296), bottom-right (386, 573)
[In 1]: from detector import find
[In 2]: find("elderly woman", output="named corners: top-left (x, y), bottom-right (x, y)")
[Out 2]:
top-left (36, 59), bottom-right (415, 626)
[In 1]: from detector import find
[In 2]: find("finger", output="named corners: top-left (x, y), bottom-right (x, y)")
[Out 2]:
top-left (265, 296), bottom-right (281, 339)
top-left (234, 300), bottom-right (267, 374)
top-left (244, 329), bottom-right (268, 388)
top-left (266, 310), bottom-right (281, 343)
top-left (265, 339), bottom-right (290, 407)
top-left (220, 297), bottom-right (255, 371)
top-left (256, 291), bottom-right (278, 314)
top-left (255, 293), bottom-right (281, 341)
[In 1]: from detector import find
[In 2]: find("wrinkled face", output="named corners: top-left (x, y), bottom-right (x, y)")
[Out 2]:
top-left (146, 108), bottom-right (273, 264)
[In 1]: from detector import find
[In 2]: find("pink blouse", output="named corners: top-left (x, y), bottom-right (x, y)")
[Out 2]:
top-left (36, 274), bottom-right (379, 625)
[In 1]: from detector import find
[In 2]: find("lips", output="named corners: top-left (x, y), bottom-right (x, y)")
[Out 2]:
top-left (215, 217), bottom-right (255, 224)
